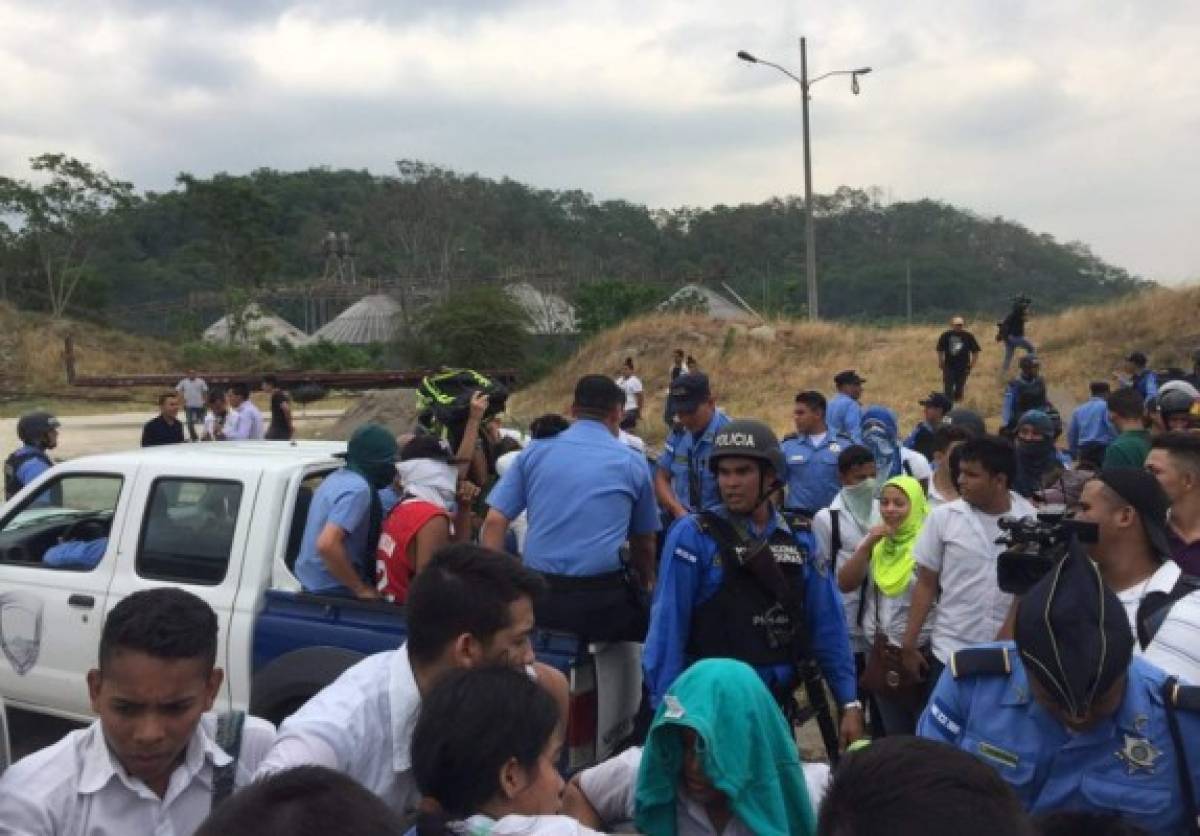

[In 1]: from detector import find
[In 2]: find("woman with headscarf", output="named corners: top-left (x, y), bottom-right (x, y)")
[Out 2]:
top-left (1013, 409), bottom-right (1070, 504)
top-left (563, 659), bottom-right (819, 835)
top-left (860, 406), bottom-right (932, 494)
top-left (837, 475), bottom-right (933, 735)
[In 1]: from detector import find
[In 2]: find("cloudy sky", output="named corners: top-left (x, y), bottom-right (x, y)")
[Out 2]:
top-left (2, 0), bottom-right (1198, 282)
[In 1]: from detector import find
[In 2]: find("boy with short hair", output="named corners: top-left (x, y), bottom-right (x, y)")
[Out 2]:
top-left (0, 588), bottom-right (275, 835)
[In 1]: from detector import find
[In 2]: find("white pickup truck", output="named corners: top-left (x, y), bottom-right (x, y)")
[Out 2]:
top-left (0, 441), bottom-right (642, 770)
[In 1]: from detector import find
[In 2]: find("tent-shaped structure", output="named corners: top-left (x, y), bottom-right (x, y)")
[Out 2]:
top-left (504, 282), bottom-right (578, 334)
top-left (312, 294), bottom-right (404, 344)
top-left (203, 304), bottom-right (310, 346)
top-left (659, 284), bottom-right (754, 320)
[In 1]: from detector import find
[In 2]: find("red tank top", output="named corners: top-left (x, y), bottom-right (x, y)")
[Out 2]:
top-left (375, 498), bottom-right (450, 603)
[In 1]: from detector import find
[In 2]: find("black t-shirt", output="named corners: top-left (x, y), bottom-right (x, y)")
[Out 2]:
top-left (141, 415), bottom-right (185, 447)
top-left (1002, 309), bottom-right (1026, 338)
top-left (936, 330), bottom-right (981, 370)
top-left (267, 390), bottom-right (292, 440)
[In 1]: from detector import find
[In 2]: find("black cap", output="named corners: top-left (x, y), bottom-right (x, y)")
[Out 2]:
top-left (947, 408), bottom-right (986, 438)
top-left (919, 392), bottom-right (953, 411)
top-left (1019, 354), bottom-right (1040, 369)
top-left (1015, 550), bottom-right (1133, 718)
top-left (834, 369), bottom-right (866, 387)
top-left (1125, 351), bottom-right (1148, 367)
top-left (1094, 468), bottom-right (1173, 559)
top-left (669, 373), bottom-right (712, 414)
top-left (574, 374), bottom-right (625, 412)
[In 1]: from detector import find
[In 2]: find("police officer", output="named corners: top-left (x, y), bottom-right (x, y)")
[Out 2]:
top-left (1001, 355), bottom-right (1048, 431)
top-left (826, 371), bottom-right (865, 442)
top-left (643, 419), bottom-right (864, 749)
top-left (653, 372), bottom-right (730, 522)
top-left (5, 411), bottom-right (60, 499)
top-left (918, 549), bottom-right (1200, 833)
top-left (482, 375), bottom-right (659, 642)
top-left (781, 390), bottom-right (854, 519)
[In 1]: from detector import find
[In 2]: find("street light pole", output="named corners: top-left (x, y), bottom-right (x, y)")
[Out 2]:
top-left (799, 37), bottom-right (817, 320)
top-left (737, 42), bottom-right (871, 322)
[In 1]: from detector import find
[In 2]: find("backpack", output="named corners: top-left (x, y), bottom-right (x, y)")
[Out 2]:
top-left (1137, 573), bottom-right (1200, 650)
top-left (415, 370), bottom-right (508, 436)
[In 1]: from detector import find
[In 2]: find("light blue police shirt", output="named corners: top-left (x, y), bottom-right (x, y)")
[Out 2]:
top-left (642, 506), bottom-right (856, 708)
top-left (781, 432), bottom-right (852, 513)
top-left (918, 644), bottom-right (1200, 834)
top-left (486, 418), bottom-right (660, 576)
top-left (43, 537), bottom-right (107, 569)
top-left (825, 394), bottom-right (862, 442)
top-left (13, 445), bottom-right (52, 491)
top-left (294, 468), bottom-right (373, 594)
top-left (655, 410), bottom-right (731, 513)
top-left (1067, 397), bottom-right (1117, 458)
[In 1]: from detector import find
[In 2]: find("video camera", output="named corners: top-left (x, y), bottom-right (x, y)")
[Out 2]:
top-left (996, 512), bottom-right (1098, 595)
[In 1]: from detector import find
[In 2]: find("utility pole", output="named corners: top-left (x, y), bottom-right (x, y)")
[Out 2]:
top-left (800, 37), bottom-right (818, 321)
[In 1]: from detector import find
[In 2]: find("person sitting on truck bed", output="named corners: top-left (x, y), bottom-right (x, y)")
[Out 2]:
top-left (257, 544), bottom-right (569, 820)
top-left (294, 424), bottom-right (399, 600)
top-left (376, 435), bottom-right (459, 604)
top-left (0, 587), bottom-right (276, 836)
top-left (42, 518), bottom-right (109, 570)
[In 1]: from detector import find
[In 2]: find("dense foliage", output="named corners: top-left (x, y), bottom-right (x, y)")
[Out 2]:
top-left (0, 155), bottom-right (1149, 332)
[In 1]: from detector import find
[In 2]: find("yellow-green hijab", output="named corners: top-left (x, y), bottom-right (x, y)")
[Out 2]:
top-left (870, 475), bottom-right (928, 597)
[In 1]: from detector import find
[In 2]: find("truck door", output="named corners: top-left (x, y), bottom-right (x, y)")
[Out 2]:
top-left (104, 466), bottom-right (261, 713)
top-left (0, 470), bottom-right (128, 720)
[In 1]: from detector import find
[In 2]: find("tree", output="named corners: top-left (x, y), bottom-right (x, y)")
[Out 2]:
top-left (175, 172), bottom-right (282, 290)
top-left (574, 280), bottom-right (665, 335)
top-left (0, 153), bottom-right (136, 317)
top-left (407, 286), bottom-right (530, 370)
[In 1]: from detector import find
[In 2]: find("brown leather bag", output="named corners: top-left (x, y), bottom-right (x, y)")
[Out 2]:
top-left (858, 588), bottom-right (928, 711)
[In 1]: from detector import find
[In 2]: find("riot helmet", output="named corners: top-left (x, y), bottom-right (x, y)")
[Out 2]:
top-left (16, 411), bottom-right (61, 448)
top-left (708, 419), bottom-right (788, 486)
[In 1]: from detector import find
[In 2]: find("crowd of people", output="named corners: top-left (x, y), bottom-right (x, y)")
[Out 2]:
top-left (8, 302), bottom-right (1200, 834)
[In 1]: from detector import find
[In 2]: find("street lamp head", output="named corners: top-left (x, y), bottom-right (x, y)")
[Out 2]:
top-left (850, 68), bottom-right (871, 95)
top-left (855, 67), bottom-right (873, 75)
top-left (736, 50), bottom-right (758, 63)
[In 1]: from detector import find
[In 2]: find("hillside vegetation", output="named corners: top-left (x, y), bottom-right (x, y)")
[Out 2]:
top-left (509, 286), bottom-right (1200, 443)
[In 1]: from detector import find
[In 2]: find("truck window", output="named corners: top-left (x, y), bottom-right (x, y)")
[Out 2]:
top-left (136, 478), bottom-right (243, 585)
top-left (0, 474), bottom-right (122, 569)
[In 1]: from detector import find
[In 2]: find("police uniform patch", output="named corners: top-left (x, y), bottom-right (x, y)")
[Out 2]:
top-left (1116, 735), bottom-right (1161, 775)
top-left (829, 443), bottom-right (842, 454)
top-left (673, 547), bottom-right (699, 564)
top-left (929, 698), bottom-right (962, 738)
top-left (977, 741), bottom-right (1020, 770)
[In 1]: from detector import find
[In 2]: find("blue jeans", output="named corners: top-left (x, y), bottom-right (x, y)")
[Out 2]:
top-left (184, 406), bottom-right (205, 441)
top-left (1002, 335), bottom-right (1035, 372)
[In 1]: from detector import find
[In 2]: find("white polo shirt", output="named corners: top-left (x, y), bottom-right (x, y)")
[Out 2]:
top-left (0, 713), bottom-right (275, 836)
top-left (812, 494), bottom-right (875, 652)
top-left (255, 646), bottom-right (421, 816)
top-left (914, 493), bottom-right (1036, 664)
top-left (616, 375), bottom-right (643, 412)
top-left (1115, 560), bottom-right (1200, 685)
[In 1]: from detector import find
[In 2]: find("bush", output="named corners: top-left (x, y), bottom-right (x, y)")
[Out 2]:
top-left (574, 280), bottom-right (667, 335)
top-left (403, 286), bottom-right (530, 370)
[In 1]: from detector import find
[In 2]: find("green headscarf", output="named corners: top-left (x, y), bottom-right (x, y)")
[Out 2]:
top-left (635, 659), bottom-right (816, 836)
top-left (345, 423), bottom-right (399, 490)
top-left (870, 474), bottom-right (928, 598)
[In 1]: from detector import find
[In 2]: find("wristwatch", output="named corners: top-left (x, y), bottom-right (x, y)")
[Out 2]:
top-left (841, 700), bottom-right (864, 712)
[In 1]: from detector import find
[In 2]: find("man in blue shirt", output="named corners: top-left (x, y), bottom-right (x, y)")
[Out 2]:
top-left (781, 390), bottom-right (854, 518)
top-left (1066, 380), bottom-right (1116, 461)
top-left (826, 371), bottom-right (865, 442)
top-left (294, 424), bottom-right (399, 599)
top-left (643, 419), bottom-right (863, 750)
top-left (1001, 355), bottom-right (1048, 430)
top-left (903, 392), bottom-right (951, 460)
top-left (5, 411), bottom-right (61, 500)
top-left (654, 373), bottom-right (730, 524)
top-left (1118, 350), bottom-right (1159, 405)
top-left (482, 375), bottom-right (659, 642)
top-left (44, 536), bottom-right (107, 569)
top-left (918, 548), bottom-right (1200, 833)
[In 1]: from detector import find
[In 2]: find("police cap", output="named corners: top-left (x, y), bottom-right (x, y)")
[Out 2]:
top-left (16, 411), bottom-right (61, 445)
top-left (708, 419), bottom-right (787, 483)
top-left (1015, 549), bottom-right (1133, 718)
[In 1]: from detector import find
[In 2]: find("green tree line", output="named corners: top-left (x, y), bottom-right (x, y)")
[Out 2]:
top-left (0, 154), bottom-right (1149, 328)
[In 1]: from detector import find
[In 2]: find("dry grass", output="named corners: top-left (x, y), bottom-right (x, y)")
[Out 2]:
top-left (0, 303), bottom-right (179, 398)
top-left (510, 286), bottom-right (1200, 446)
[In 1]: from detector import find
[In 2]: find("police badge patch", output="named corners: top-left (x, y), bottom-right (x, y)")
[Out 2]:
top-left (0, 591), bottom-right (44, 676)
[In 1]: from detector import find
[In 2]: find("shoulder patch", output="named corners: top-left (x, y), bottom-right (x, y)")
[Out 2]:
top-left (950, 647), bottom-right (1012, 679)
top-left (672, 545), bottom-right (700, 565)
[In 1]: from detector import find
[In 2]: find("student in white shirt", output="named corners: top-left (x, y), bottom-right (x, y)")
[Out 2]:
top-left (410, 666), bottom-right (604, 836)
top-left (901, 435), bottom-right (1036, 689)
top-left (224, 382), bottom-right (265, 440)
top-left (201, 390), bottom-right (236, 441)
top-left (615, 357), bottom-right (644, 430)
top-left (562, 659), bottom-right (817, 835)
top-left (1073, 468), bottom-right (1200, 684)
top-left (0, 588), bottom-right (275, 836)
top-left (926, 425), bottom-right (970, 508)
top-left (255, 545), bottom-right (568, 820)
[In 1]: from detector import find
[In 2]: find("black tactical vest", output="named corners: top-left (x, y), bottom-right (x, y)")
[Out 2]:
top-left (4, 448), bottom-right (51, 499)
top-left (686, 520), bottom-right (808, 667)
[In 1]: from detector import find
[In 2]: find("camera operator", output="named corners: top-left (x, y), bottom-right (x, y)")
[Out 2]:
top-left (1073, 468), bottom-right (1200, 683)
